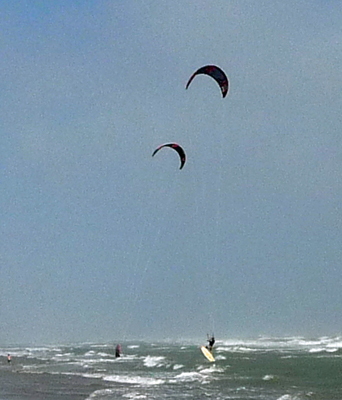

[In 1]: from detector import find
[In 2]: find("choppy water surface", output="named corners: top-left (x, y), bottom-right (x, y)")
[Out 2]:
top-left (2, 336), bottom-right (342, 399)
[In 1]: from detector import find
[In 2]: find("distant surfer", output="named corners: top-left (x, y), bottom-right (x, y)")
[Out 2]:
top-left (206, 335), bottom-right (215, 352)
top-left (7, 354), bottom-right (11, 363)
top-left (115, 344), bottom-right (121, 358)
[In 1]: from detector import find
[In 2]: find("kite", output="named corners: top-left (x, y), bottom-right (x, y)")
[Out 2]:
top-left (152, 143), bottom-right (186, 170)
top-left (186, 65), bottom-right (229, 98)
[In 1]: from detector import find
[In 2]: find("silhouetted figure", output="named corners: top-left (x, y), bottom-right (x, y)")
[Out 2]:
top-left (115, 344), bottom-right (122, 358)
top-left (206, 335), bottom-right (215, 352)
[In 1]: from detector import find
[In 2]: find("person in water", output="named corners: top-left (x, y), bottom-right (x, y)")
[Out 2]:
top-left (206, 335), bottom-right (215, 352)
top-left (115, 344), bottom-right (121, 358)
top-left (7, 354), bottom-right (11, 363)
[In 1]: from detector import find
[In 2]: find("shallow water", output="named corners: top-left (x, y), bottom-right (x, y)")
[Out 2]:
top-left (1, 336), bottom-right (342, 399)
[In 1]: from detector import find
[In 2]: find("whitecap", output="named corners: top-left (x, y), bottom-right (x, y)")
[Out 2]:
top-left (79, 358), bottom-right (116, 366)
top-left (308, 347), bottom-right (324, 353)
top-left (97, 352), bottom-right (112, 357)
top-left (263, 374), bottom-right (275, 381)
top-left (104, 374), bottom-right (164, 386)
top-left (143, 355), bottom-right (165, 368)
top-left (171, 371), bottom-right (204, 383)
top-left (198, 365), bottom-right (224, 377)
top-left (84, 351), bottom-right (96, 356)
top-left (80, 372), bottom-right (105, 379)
top-left (120, 354), bottom-right (139, 361)
top-left (326, 348), bottom-right (338, 353)
top-left (123, 392), bottom-right (147, 399)
top-left (85, 388), bottom-right (117, 399)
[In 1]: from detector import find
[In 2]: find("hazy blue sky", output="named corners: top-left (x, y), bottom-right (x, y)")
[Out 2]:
top-left (1, 1), bottom-right (341, 345)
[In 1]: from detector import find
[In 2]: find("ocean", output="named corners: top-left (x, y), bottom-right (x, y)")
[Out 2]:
top-left (1, 336), bottom-right (342, 399)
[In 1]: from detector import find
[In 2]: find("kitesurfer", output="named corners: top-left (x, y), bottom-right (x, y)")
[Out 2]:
top-left (206, 335), bottom-right (215, 352)
top-left (7, 354), bottom-right (11, 363)
top-left (115, 344), bottom-right (121, 358)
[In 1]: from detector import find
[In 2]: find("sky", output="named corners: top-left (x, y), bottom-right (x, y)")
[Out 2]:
top-left (1, 0), bottom-right (342, 345)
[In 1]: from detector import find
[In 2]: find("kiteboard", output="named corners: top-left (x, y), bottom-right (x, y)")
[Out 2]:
top-left (201, 346), bottom-right (215, 362)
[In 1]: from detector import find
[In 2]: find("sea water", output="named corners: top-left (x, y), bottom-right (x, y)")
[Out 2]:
top-left (1, 336), bottom-right (342, 399)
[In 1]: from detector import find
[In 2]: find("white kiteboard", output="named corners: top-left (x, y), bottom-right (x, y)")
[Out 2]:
top-left (201, 346), bottom-right (215, 362)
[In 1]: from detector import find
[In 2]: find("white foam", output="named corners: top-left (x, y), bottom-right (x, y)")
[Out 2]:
top-left (26, 346), bottom-right (62, 352)
top-left (276, 395), bottom-right (301, 400)
top-left (120, 354), bottom-right (139, 361)
top-left (143, 355), bottom-right (165, 368)
top-left (80, 372), bottom-right (105, 379)
top-left (263, 374), bottom-right (275, 381)
top-left (170, 369), bottom-right (215, 384)
top-left (199, 368), bottom-right (214, 375)
top-left (219, 336), bottom-right (342, 354)
top-left (171, 371), bottom-right (204, 382)
top-left (97, 351), bottom-right (112, 357)
top-left (172, 364), bottom-right (184, 370)
top-left (76, 358), bottom-right (116, 368)
top-left (84, 350), bottom-right (96, 356)
top-left (308, 347), bottom-right (325, 353)
top-left (88, 343), bottom-right (112, 348)
top-left (326, 348), bottom-right (339, 353)
top-left (104, 374), bottom-right (164, 386)
top-left (123, 392), bottom-right (147, 399)
top-left (217, 345), bottom-right (258, 353)
top-left (328, 340), bottom-right (342, 348)
top-left (85, 388), bottom-right (117, 399)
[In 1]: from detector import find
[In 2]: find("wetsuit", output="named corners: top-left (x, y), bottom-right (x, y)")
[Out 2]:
top-left (207, 337), bottom-right (215, 352)
top-left (115, 345), bottom-right (121, 358)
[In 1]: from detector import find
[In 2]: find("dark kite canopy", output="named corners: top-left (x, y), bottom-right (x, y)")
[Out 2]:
top-left (152, 143), bottom-right (186, 170)
top-left (186, 65), bottom-right (229, 98)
